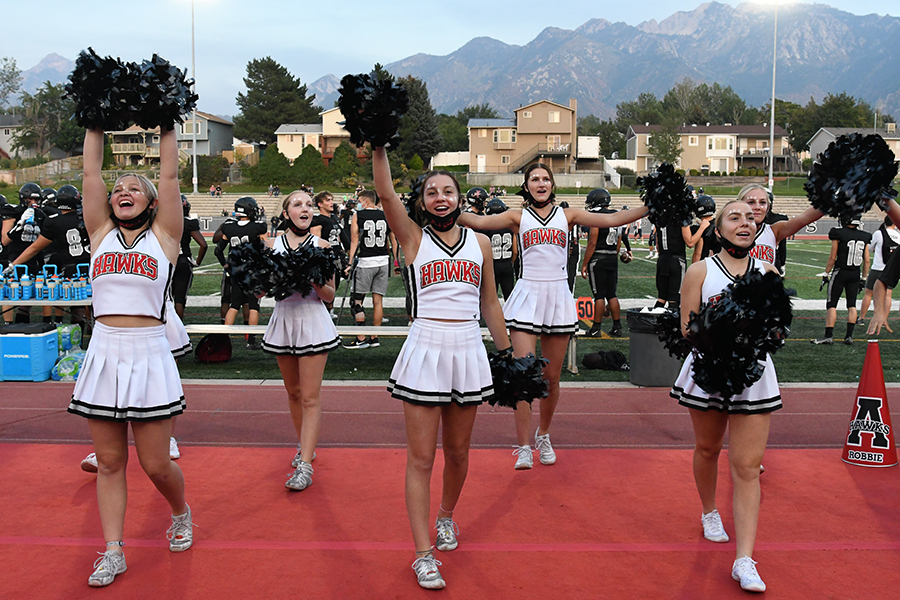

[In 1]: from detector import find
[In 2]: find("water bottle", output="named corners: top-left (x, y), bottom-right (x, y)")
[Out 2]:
top-left (62, 281), bottom-right (72, 300)
top-left (0, 276), bottom-right (5, 300)
top-left (9, 279), bottom-right (19, 301)
top-left (35, 275), bottom-right (44, 300)
top-left (47, 277), bottom-right (58, 301)
top-left (21, 273), bottom-right (31, 300)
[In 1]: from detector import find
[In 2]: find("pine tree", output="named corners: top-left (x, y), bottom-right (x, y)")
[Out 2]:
top-left (234, 57), bottom-right (321, 145)
top-left (397, 76), bottom-right (442, 165)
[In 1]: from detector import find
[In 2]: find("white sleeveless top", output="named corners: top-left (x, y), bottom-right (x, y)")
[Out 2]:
top-left (90, 228), bottom-right (173, 321)
top-left (272, 233), bottom-right (326, 303)
top-left (407, 227), bottom-right (483, 321)
top-left (518, 206), bottom-right (569, 281)
top-left (748, 222), bottom-right (777, 265)
top-left (702, 255), bottom-right (766, 306)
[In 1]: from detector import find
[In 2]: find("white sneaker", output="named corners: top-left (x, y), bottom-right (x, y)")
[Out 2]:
top-left (732, 556), bottom-right (766, 592)
top-left (81, 452), bottom-right (98, 473)
top-left (701, 509), bottom-right (729, 543)
top-left (534, 430), bottom-right (557, 465)
top-left (291, 444), bottom-right (316, 468)
top-left (167, 504), bottom-right (194, 552)
top-left (513, 445), bottom-right (533, 470)
top-left (169, 437), bottom-right (181, 460)
top-left (435, 517), bottom-right (459, 551)
top-left (412, 553), bottom-right (445, 589)
top-left (88, 550), bottom-right (126, 587)
top-left (286, 461), bottom-right (314, 491)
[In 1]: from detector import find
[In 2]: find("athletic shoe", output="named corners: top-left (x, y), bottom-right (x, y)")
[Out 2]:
top-left (844, 336), bottom-right (853, 345)
top-left (81, 452), bottom-right (98, 473)
top-left (608, 326), bottom-right (623, 338)
top-left (382, 317), bottom-right (390, 324)
top-left (330, 309), bottom-right (338, 321)
top-left (513, 445), bottom-right (533, 470)
top-left (285, 461), bottom-right (314, 491)
top-left (88, 551), bottom-right (127, 587)
top-left (343, 338), bottom-right (369, 349)
top-left (246, 340), bottom-right (262, 350)
top-left (167, 504), bottom-right (194, 552)
top-left (732, 556), bottom-right (766, 592)
top-left (435, 517), bottom-right (459, 551)
top-left (412, 554), bottom-right (446, 590)
top-left (367, 336), bottom-right (381, 348)
top-left (701, 509), bottom-right (729, 543)
top-left (534, 429), bottom-right (557, 465)
top-left (586, 324), bottom-right (603, 338)
top-left (811, 337), bottom-right (834, 345)
top-left (291, 443), bottom-right (316, 468)
top-left (169, 437), bottom-right (181, 460)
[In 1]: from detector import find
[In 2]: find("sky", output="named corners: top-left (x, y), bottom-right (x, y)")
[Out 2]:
top-left (2, 0), bottom-right (897, 117)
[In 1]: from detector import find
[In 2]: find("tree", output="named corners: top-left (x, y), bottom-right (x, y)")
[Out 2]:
top-left (327, 141), bottom-right (361, 184)
top-left (291, 144), bottom-right (327, 187)
top-left (577, 114), bottom-right (602, 136)
top-left (397, 76), bottom-right (442, 164)
top-left (786, 93), bottom-right (874, 152)
top-left (0, 57), bottom-right (22, 109)
top-left (180, 155), bottom-right (229, 188)
top-left (233, 57), bottom-right (321, 146)
top-left (596, 119), bottom-right (626, 159)
top-left (646, 121), bottom-right (684, 166)
top-left (615, 92), bottom-right (664, 130)
top-left (12, 82), bottom-right (83, 157)
top-left (250, 145), bottom-right (293, 187)
top-left (438, 103), bottom-right (500, 152)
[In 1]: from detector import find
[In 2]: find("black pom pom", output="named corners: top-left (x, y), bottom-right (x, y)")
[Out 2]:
top-left (805, 133), bottom-right (898, 220)
top-left (336, 70), bottom-right (409, 148)
top-left (65, 49), bottom-right (197, 131)
top-left (487, 351), bottom-right (549, 409)
top-left (228, 238), bottom-right (337, 300)
top-left (687, 269), bottom-right (792, 399)
top-left (655, 308), bottom-right (692, 360)
top-left (637, 163), bottom-right (698, 228)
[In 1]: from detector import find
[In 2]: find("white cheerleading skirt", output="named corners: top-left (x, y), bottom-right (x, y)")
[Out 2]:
top-left (68, 323), bottom-right (185, 422)
top-left (503, 278), bottom-right (578, 335)
top-left (670, 353), bottom-right (782, 414)
top-left (262, 294), bottom-right (340, 356)
top-left (388, 318), bottom-right (493, 406)
top-left (165, 308), bottom-right (192, 358)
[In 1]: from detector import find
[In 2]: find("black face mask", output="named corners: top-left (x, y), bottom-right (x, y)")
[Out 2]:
top-left (288, 221), bottom-right (309, 237)
top-left (519, 188), bottom-right (556, 209)
top-left (112, 207), bottom-right (152, 230)
top-left (718, 234), bottom-right (754, 259)
top-left (426, 205), bottom-right (461, 232)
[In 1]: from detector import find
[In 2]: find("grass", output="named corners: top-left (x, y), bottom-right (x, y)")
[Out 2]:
top-left (169, 238), bottom-right (900, 383)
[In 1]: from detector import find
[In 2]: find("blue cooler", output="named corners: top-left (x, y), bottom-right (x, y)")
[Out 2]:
top-left (0, 323), bottom-right (58, 381)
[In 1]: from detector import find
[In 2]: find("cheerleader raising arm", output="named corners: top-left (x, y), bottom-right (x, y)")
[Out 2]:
top-left (82, 129), bottom-right (114, 242)
top-left (373, 147), bottom-right (422, 259)
top-left (456, 205), bottom-right (521, 233)
top-left (152, 128), bottom-right (184, 265)
top-left (565, 204), bottom-right (649, 231)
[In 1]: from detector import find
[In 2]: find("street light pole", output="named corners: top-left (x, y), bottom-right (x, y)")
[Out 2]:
top-left (768, 0), bottom-right (778, 191)
top-left (191, 0), bottom-right (199, 194)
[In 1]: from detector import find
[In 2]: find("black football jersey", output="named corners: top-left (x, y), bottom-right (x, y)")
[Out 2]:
top-left (483, 228), bottom-right (515, 263)
top-left (829, 226), bottom-right (872, 271)
top-left (657, 223), bottom-right (686, 257)
top-left (355, 208), bottom-right (390, 258)
top-left (220, 219), bottom-right (266, 249)
top-left (1, 204), bottom-right (45, 259)
top-left (312, 213), bottom-right (342, 249)
top-left (180, 217), bottom-right (201, 257)
top-left (590, 207), bottom-right (621, 255)
top-left (40, 211), bottom-right (90, 267)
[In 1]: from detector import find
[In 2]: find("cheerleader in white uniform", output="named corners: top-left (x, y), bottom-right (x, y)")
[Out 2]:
top-left (373, 146), bottom-right (511, 590)
top-left (458, 164), bottom-right (648, 469)
top-left (262, 191), bottom-right (339, 491)
top-left (669, 200), bottom-right (780, 593)
top-left (737, 183), bottom-right (822, 267)
top-left (68, 128), bottom-right (191, 587)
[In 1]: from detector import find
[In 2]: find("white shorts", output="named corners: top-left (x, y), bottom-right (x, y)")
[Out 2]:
top-left (165, 307), bottom-right (192, 358)
top-left (68, 323), bottom-right (185, 422)
top-left (388, 318), bottom-right (493, 406)
top-left (670, 353), bottom-right (782, 414)
top-left (262, 294), bottom-right (340, 356)
top-left (503, 278), bottom-right (578, 335)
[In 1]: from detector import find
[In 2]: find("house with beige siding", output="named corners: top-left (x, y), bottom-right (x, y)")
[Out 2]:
top-left (275, 108), bottom-right (369, 166)
top-left (468, 100), bottom-right (578, 174)
top-left (626, 124), bottom-right (795, 174)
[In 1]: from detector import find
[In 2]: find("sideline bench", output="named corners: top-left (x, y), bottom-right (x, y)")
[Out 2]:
top-left (181, 324), bottom-right (582, 374)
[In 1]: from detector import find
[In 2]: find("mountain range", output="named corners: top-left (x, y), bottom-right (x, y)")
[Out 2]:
top-left (18, 2), bottom-right (900, 122)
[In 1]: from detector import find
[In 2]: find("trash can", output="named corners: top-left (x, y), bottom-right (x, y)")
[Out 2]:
top-left (626, 308), bottom-right (684, 387)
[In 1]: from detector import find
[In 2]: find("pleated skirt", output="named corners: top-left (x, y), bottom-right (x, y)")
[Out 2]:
top-left (670, 353), bottom-right (782, 414)
top-left (68, 323), bottom-right (185, 422)
top-left (165, 306), bottom-right (192, 358)
top-left (388, 318), bottom-right (493, 406)
top-left (262, 295), bottom-right (340, 356)
top-left (503, 278), bottom-right (578, 335)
